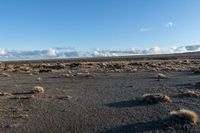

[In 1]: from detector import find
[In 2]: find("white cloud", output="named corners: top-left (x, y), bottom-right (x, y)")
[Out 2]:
top-left (139, 27), bottom-right (151, 32)
top-left (47, 48), bottom-right (57, 56)
top-left (0, 48), bottom-right (7, 55)
top-left (0, 45), bottom-right (200, 60)
top-left (165, 22), bottom-right (174, 28)
top-left (145, 47), bottom-right (161, 54)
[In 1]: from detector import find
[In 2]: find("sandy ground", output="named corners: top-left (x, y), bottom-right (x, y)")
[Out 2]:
top-left (0, 53), bottom-right (200, 133)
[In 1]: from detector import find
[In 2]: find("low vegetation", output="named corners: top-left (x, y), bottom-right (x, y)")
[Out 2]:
top-left (170, 109), bottom-right (199, 124)
top-left (141, 93), bottom-right (171, 104)
top-left (32, 86), bottom-right (45, 93)
top-left (182, 90), bottom-right (200, 98)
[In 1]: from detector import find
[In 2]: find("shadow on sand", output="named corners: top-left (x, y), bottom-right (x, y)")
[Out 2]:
top-left (12, 91), bottom-right (34, 95)
top-left (176, 82), bottom-right (200, 90)
top-left (106, 99), bottom-right (158, 108)
top-left (102, 121), bottom-right (162, 133)
top-left (195, 82), bottom-right (200, 89)
top-left (102, 117), bottom-right (194, 133)
top-left (176, 83), bottom-right (193, 88)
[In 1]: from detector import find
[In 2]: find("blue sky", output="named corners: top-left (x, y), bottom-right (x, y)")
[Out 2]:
top-left (0, 0), bottom-right (200, 51)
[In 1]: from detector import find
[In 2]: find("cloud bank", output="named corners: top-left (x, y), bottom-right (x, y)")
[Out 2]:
top-left (0, 45), bottom-right (200, 60)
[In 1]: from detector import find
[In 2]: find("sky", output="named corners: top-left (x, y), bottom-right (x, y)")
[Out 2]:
top-left (0, 0), bottom-right (200, 60)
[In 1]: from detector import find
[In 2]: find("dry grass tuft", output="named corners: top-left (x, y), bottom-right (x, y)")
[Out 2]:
top-left (157, 73), bottom-right (168, 80)
top-left (32, 86), bottom-right (45, 93)
top-left (170, 109), bottom-right (199, 124)
top-left (0, 73), bottom-right (10, 77)
top-left (182, 90), bottom-right (200, 98)
top-left (36, 77), bottom-right (42, 81)
top-left (141, 93), bottom-right (171, 104)
top-left (61, 73), bottom-right (70, 78)
top-left (14, 114), bottom-right (29, 119)
top-left (57, 95), bottom-right (72, 100)
top-left (0, 92), bottom-right (12, 96)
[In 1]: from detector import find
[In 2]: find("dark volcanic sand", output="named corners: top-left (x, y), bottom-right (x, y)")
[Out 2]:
top-left (0, 54), bottom-right (200, 133)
